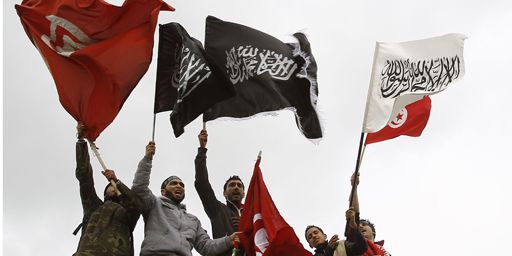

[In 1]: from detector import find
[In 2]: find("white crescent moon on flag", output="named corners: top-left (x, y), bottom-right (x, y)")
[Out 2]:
top-left (388, 108), bottom-right (408, 128)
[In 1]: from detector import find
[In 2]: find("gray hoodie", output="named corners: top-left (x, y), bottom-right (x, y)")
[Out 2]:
top-left (132, 156), bottom-right (232, 256)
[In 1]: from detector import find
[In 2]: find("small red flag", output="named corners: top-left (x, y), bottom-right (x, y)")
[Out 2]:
top-left (238, 159), bottom-right (312, 256)
top-left (15, 0), bottom-right (174, 140)
top-left (365, 96), bottom-right (431, 145)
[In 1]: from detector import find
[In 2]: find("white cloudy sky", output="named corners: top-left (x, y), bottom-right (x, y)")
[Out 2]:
top-left (3, 0), bottom-right (512, 255)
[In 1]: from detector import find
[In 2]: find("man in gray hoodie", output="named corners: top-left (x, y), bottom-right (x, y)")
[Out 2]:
top-left (132, 141), bottom-right (239, 256)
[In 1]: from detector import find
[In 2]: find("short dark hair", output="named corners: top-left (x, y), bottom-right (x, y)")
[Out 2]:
top-left (161, 175), bottom-right (181, 189)
top-left (223, 175), bottom-right (244, 191)
top-left (304, 225), bottom-right (324, 240)
top-left (360, 219), bottom-right (376, 238)
top-left (103, 183), bottom-right (112, 196)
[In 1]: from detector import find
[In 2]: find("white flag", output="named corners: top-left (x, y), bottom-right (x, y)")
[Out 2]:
top-left (363, 33), bottom-right (466, 133)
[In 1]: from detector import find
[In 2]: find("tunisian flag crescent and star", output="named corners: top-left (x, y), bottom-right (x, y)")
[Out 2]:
top-left (365, 96), bottom-right (432, 145)
top-left (15, 0), bottom-right (174, 140)
top-left (238, 158), bottom-right (312, 256)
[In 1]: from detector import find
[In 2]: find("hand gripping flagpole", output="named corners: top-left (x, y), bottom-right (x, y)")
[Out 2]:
top-left (348, 133), bottom-right (366, 207)
top-left (86, 139), bottom-right (122, 196)
top-left (344, 132), bottom-right (366, 236)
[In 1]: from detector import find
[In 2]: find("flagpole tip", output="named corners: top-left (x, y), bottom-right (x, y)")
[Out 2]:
top-left (257, 150), bottom-right (262, 159)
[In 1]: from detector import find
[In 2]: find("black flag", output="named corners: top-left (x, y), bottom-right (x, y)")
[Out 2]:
top-left (154, 22), bottom-right (235, 137)
top-left (203, 16), bottom-right (322, 140)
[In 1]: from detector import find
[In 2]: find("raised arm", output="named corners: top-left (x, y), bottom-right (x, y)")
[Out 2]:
top-left (103, 169), bottom-right (141, 230)
top-left (194, 129), bottom-right (222, 218)
top-left (344, 207), bottom-right (368, 255)
top-left (131, 141), bottom-right (156, 214)
top-left (350, 173), bottom-right (360, 213)
top-left (75, 123), bottom-right (102, 220)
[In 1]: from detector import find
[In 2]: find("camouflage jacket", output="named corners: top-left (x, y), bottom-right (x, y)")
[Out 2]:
top-left (74, 140), bottom-right (142, 256)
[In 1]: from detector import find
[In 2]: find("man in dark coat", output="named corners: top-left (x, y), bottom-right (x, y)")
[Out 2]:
top-left (194, 129), bottom-right (245, 255)
top-left (351, 174), bottom-right (391, 256)
top-left (74, 123), bottom-right (141, 256)
top-left (305, 207), bottom-right (368, 256)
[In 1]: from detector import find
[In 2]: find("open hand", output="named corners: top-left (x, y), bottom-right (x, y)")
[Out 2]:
top-left (328, 234), bottom-right (339, 249)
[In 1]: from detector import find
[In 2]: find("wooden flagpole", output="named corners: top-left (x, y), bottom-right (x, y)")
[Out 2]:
top-left (151, 114), bottom-right (156, 142)
top-left (344, 132), bottom-right (366, 236)
top-left (348, 132), bottom-right (366, 206)
top-left (86, 139), bottom-right (122, 196)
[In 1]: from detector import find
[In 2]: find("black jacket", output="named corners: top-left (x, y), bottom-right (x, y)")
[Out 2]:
top-left (194, 148), bottom-right (243, 256)
top-left (313, 227), bottom-right (367, 256)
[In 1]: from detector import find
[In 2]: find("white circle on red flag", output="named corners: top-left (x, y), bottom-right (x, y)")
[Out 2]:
top-left (253, 213), bottom-right (269, 255)
top-left (388, 108), bottom-right (408, 128)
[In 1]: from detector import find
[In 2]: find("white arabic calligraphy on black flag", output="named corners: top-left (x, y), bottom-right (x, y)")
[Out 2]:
top-left (154, 22), bottom-right (235, 137)
top-left (203, 16), bottom-right (322, 140)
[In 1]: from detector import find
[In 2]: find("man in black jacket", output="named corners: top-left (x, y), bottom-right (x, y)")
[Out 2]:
top-left (194, 129), bottom-right (245, 255)
top-left (305, 207), bottom-right (367, 256)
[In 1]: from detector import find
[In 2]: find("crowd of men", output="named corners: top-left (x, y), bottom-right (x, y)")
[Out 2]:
top-left (72, 123), bottom-right (390, 256)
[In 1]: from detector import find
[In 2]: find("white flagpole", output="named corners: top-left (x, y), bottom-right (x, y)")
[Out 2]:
top-left (86, 139), bottom-right (122, 196)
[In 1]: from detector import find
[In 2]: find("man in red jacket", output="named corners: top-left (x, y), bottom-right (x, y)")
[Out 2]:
top-left (358, 219), bottom-right (391, 256)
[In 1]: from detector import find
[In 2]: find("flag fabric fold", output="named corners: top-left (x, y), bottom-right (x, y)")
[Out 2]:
top-left (363, 33), bottom-right (466, 133)
top-left (15, 0), bottom-right (173, 140)
top-left (365, 96), bottom-right (431, 145)
top-left (203, 16), bottom-right (322, 140)
top-left (154, 22), bottom-right (235, 137)
top-left (238, 158), bottom-right (312, 256)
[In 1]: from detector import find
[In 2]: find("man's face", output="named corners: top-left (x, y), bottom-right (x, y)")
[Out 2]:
top-left (359, 222), bottom-right (375, 241)
top-left (306, 227), bottom-right (327, 248)
top-left (161, 179), bottom-right (185, 203)
top-left (223, 179), bottom-right (245, 204)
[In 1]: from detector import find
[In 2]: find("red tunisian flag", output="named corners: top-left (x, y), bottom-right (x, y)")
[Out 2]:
top-left (238, 158), bottom-right (312, 256)
top-left (365, 96), bottom-right (431, 145)
top-left (15, 0), bottom-right (174, 140)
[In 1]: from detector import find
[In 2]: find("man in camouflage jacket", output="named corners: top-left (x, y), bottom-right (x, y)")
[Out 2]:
top-left (74, 123), bottom-right (142, 256)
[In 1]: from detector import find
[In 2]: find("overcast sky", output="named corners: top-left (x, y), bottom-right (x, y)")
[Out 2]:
top-left (4, 0), bottom-right (512, 255)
